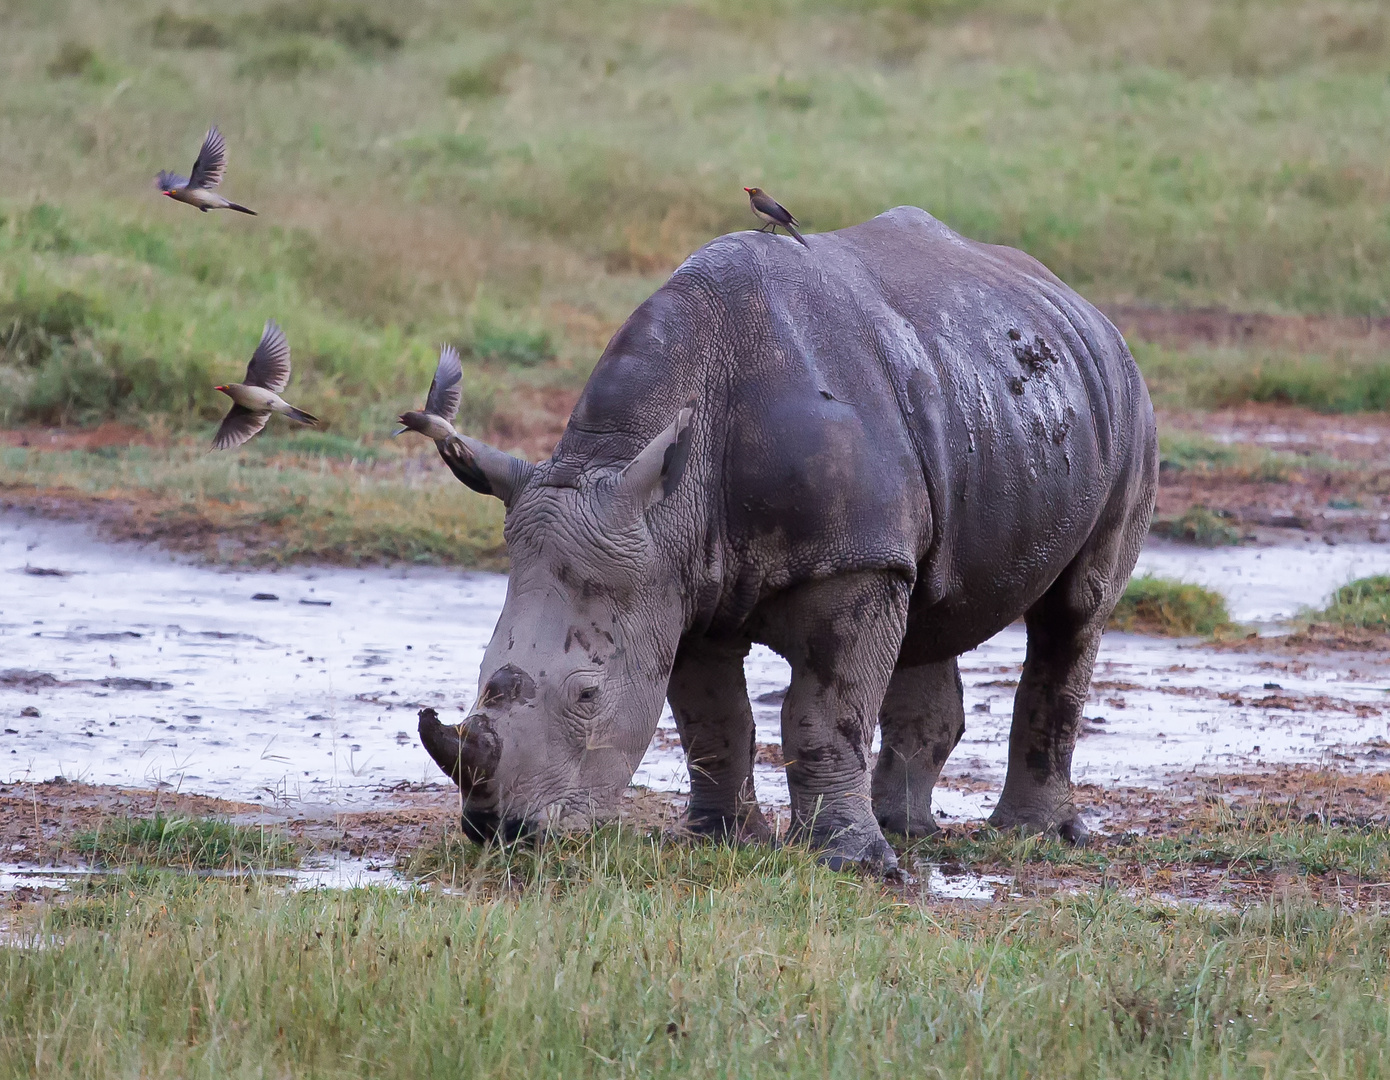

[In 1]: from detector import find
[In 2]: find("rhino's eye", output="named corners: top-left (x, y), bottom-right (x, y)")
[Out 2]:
top-left (564, 673), bottom-right (602, 717)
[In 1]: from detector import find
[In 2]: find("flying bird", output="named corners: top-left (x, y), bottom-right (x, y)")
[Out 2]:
top-left (743, 187), bottom-right (808, 248)
top-left (156, 126), bottom-right (256, 215)
top-left (211, 320), bottom-right (320, 450)
top-left (395, 345), bottom-right (462, 442)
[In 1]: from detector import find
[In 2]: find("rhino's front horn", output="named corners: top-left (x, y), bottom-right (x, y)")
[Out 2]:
top-left (437, 434), bottom-right (535, 506)
top-left (419, 708), bottom-right (502, 791)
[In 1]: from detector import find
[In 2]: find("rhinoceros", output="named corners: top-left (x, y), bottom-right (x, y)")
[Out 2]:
top-left (419, 206), bottom-right (1157, 874)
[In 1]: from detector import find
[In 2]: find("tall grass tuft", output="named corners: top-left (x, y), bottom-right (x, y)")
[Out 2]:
top-left (1109, 575), bottom-right (1234, 637)
top-left (1313, 575), bottom-right (1390, 632)
top-left (74, 814), bottom-right (298, 870)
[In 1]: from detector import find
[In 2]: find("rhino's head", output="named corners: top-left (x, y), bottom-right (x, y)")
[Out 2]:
top-left (419, 406), bottom-right (695, 841)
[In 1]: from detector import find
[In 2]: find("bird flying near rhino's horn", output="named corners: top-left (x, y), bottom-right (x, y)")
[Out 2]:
top-left (395, 344), bottom-right (463, 442)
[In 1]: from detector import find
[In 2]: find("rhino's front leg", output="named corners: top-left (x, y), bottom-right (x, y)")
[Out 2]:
top-left (761, 571), bottom-right (911, 874)
top-left (667, 636), bottom-right (771, 842)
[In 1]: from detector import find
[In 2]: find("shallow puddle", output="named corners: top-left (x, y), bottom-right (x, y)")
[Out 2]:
top-left (0, 864), bottom-right (85, 893)
top-left (1133, 539), bottom-right (1390, 625)
top-left (925, 866), bottom-right (1013, 902)
top-left (0, 856), bottom-right (406, 896)
top-left (3, 510), bottom-right (1389, 824)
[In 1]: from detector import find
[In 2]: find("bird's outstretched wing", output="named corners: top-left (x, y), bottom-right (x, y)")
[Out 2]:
top-left (155, 170), bottom-right (189, 191)
top-left (425, 345), bottom-right (463, 422)
top-left (188, 126), bottom-right (227, 191)
top-left (244, 319), bottom-right (292, 394)
top-left (212, 404), bottom-right (270, 450)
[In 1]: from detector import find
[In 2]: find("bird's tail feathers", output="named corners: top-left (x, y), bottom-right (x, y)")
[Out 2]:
top-left (787, 224), bottom-right (810, 248)
top-left (286, 406), bottom-right (321, 427)
top-left (227, 202), bottom-right (257, 215)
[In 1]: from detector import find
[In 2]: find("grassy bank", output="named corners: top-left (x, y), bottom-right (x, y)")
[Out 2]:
top-left (4, 832), bottom-right (1390, 1078)
top-left (0, 439), bottom-right (506, 566)
top-left (3, 0), bottom-right (1390, 437)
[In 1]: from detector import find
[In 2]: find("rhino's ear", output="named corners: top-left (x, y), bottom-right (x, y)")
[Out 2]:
top-left (438, 434), bottom-right (536, 507)
top-left (616, 400), bottom-right (696, 509)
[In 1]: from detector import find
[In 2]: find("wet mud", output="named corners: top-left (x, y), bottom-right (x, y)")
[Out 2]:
top-left (4, 507), bottom-right (1389, 838)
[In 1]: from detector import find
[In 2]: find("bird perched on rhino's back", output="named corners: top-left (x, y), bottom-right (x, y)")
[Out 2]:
top-left (211, 320), bottom-right (320, 450)
top-left (743, 186), bottom-right (808, 248)
top-left (157, 126), bottom-right (256, 215)
top-left (395, 345), bottom-right (462, 442)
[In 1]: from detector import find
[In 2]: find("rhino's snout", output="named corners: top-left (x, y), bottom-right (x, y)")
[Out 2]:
top-left (459, 808), bottom-right (534, 845)
top-left (418, 708), bottom-right (501, 792)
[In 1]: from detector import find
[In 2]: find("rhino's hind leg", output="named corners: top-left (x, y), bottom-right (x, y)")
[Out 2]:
top-left (991, 481), bottom-right (1153, 842)
top-left (989, 607), bottom-right (1103, 843)
top-left (871, 658), bottom-right (966, 838)
top-left (667, 637), bottom-right (770, 842)
top-left (757, 571), bottom-right (911, 874)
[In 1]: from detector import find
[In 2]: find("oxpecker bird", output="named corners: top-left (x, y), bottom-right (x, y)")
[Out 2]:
top-left (395, 345), bottom-right (462, 442)
top-left (743, 187), bottom-right (808, 248)
top-left (211, 320), bottom-right (320, 450)
top-left (157, 126), bottom-right (256, 215)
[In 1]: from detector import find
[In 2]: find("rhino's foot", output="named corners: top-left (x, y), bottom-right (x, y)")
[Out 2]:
top-left (683, 805), bottom-right (774, 845)
top-left (801, 823), bottom-right (901, 878)
top-left (875, 807), bottom-right (941, 840)
top-left (988, 802), bottom-right (1090, 846)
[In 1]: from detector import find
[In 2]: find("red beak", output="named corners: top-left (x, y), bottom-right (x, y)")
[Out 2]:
top-left (743, 187), bottom-right (753, 193)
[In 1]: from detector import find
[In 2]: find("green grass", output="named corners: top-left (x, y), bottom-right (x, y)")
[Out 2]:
top-left (1109, 574), bottom-right (1234, 637)
top-left (6, 834), bottom-right (1390, 1077)
top-left (4, 0), bottom-right (1390, 438)
top-left (1138, 342), bottom-right (1390, 413)
top-left (73, 814), bottom-right (299, 870)
top-left (1312, 574), bottom-right (1390, 632)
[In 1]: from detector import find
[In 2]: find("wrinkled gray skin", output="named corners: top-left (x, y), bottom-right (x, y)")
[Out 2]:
top-left (419, 206), bottom-right (1157, 874)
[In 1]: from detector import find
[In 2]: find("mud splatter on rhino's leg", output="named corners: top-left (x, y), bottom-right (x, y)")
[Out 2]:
top-left (667, 637), bottom-right (770, 841)
top-left (871, 657), bottom-right (966, 838)
top-left (758, 571), bottom-right (911, 874)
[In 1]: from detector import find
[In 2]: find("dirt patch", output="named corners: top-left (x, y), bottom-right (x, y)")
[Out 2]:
top-left (1107, 305), bottom-right (1390, 353)
top-left (917, 767), bottom-right (1390, 907)
top-left (0, 778), bottom-right (696, 870)
top-left (0, 423), bottom-right (155, 452)
top-left (1154, 405), bottom-right (1390, 544)
top-left (1220, 624), bottom-right (1390, 654)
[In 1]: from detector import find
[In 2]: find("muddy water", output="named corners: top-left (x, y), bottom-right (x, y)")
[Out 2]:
top-left (3, 511), bottom-right (1389, 823)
